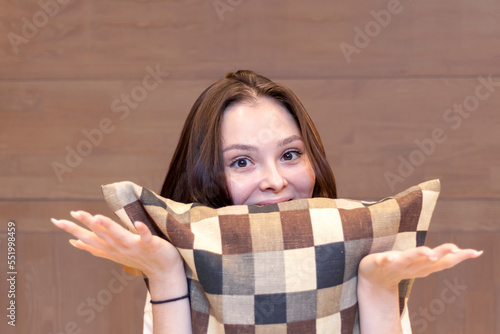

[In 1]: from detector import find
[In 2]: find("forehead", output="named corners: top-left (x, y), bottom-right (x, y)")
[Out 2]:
top-left (221, 97), bottom-right (300, 145)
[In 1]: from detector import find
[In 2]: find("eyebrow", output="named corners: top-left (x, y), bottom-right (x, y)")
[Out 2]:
top-left (280, 135), bottom-right (302, 146)
top-left (222, 135), bottom-right (303, 153)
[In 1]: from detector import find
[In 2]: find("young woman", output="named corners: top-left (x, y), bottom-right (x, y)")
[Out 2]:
top-left (53, 70), bottom-right (482, 333)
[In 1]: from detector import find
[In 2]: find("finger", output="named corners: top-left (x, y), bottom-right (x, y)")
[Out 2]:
top-left (410, 248), bottom-right (483, 279)
top-left (68, 211), bottom-right (120, 245)
top-left (398, 246), bottom-right (437, 265)
top-left (68, 239), bottom-right (118, 261)
top-left (405, 244), bottom-right (482, 270)
top-left (135, 221), bottom-right (153, 243)
top-left (434, 248), bottom-right (483, 270)
top-left (430, 243), bottom-right (460, 258)
top-left (382, 247), bottom-right (438, 274)
top-left (91, 214), bottom-right (136, 246)
top-left (69, 210), bottom-right (97, 229)
top-left (469, 249), bottom-right (484, 258)
top-left (70, 211), bottom-right (124, 236)
top-left (436, 244), bottom-right (483, 259)
top-left (73, 211), bottom-right (136, 247)
top-left (70, 211), bottom-right (108, 238)
top-left (428, 244), bottom-right (483, 268)
top-left (52, 218), bottom-right (107, 249)
top-left (66, 212), bottom-right (137, 253)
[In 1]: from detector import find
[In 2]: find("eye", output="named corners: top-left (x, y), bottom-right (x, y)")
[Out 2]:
top-left (230, 157), bottom-right (252, 168)
top-left (281, 150), bottom-right (303, 161)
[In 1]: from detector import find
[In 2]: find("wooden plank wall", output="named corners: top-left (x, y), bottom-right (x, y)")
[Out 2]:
top-left (1, 0), bottom-right (499, 333)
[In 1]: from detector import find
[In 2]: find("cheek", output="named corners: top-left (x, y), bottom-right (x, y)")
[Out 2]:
top-left (225, 172), bottom-right (255, 205)
top-left (295, 162), bottom-right (316, 196)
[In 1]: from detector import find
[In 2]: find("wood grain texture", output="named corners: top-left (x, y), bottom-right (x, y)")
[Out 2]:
top-left (0, 201), bottom-right (112, 232)
top-left (1, 0), bottom-right (498, 333)
top-left (1, 0), bottom-right (499, 80)
top-left (2, 78), bottom-right (500, 200)
top-left (408, 231), bottom-right (497, 334)
top-left (0, 232), bottom-right (145, 334)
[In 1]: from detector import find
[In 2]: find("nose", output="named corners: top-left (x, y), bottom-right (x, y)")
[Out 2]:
top-left (259, 162), bottom-right (288, 192)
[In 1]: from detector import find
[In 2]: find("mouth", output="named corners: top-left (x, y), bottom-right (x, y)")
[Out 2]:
top-left (255, 198), bottom-right (292, 206)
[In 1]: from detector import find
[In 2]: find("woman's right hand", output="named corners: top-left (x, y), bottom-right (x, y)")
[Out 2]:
top-left (53, 212), bottom-right (193, 333)
top-left (51, 211), bottom-right (184, 282)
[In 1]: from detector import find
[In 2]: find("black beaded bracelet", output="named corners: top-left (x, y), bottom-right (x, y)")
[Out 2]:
top-left (150, 293), bottom-right (190, 305)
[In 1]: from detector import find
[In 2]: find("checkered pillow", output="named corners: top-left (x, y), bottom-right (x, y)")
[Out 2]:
top-left (102, 179), bottom-right (440, 334)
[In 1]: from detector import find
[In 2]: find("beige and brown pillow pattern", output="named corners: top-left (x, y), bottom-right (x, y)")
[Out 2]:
top-left (102, 179), bottom-right (440, 334)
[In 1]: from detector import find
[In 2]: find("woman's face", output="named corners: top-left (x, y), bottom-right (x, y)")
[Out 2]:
top-left (221, 97), bottom-right (316, 205)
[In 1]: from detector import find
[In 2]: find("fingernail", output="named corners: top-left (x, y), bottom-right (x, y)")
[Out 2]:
top-left (70, 211), bottom-right (79, 218)
top-left (69, 239), bottom-right (78, 248)
top-left (429, 255), bottom-right (438, 261)
top-left (51, 218), bottom-right (61, 225)
top-left (474, 250), bottom-right (484, 256)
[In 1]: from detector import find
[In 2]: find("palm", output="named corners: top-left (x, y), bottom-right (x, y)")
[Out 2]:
top-left (52, 211), bottom-right (183, 280)
top-left (358, 244), bottom-right (483, 289)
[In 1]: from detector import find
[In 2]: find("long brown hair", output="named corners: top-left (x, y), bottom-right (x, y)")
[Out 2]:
top-left (161, 70), bottom-right (336, 207)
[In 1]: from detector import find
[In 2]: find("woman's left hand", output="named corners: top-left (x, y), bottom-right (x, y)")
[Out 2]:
top-left (356, 244), bottom-right (482, 334)
top-left (358, 243), bottom-right (483, 290)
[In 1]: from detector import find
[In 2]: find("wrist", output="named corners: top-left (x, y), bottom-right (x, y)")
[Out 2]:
top-left (357, 272), bottom-right (399, 295)
top-left (148, 261), bottom-right (188, 301)
top-left (357, 275), bottom-right (403, 334)
top-left (358, 254), bottom-right (401, 291)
